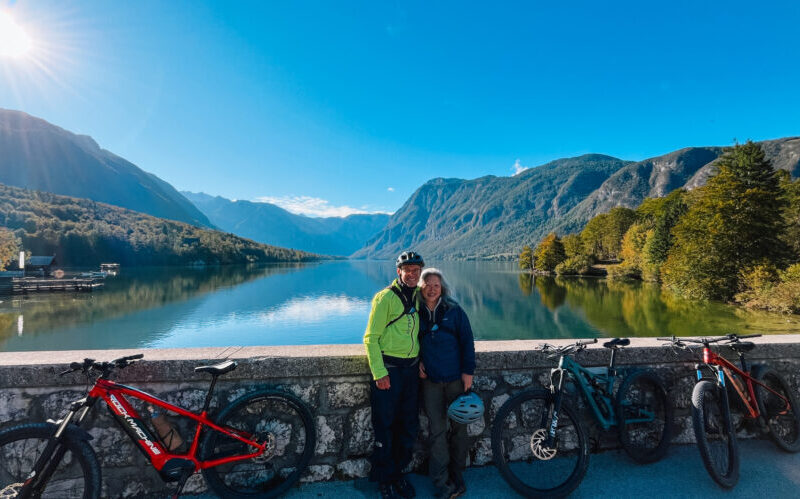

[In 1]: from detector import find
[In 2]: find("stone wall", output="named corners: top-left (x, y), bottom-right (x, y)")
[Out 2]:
top-left (1, 336), bottom-right (800, 497)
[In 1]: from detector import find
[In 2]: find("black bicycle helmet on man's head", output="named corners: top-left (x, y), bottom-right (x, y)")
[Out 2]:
top-left (396, 251), bottom-right (424, 268)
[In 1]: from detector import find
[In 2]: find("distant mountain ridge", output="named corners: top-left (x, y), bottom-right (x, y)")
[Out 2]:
top-left (356, 137), bottom-right (800, 260)
top-left (353, 155), bottom-right (632, 259)
top-left (182, 192), bottom-right (390, 256)
top-left (0, 109), bottom-right (211, 227)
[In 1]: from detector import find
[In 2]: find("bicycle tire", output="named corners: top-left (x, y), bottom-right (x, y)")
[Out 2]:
top-left (0, 423), bottom-right (101, 499)
top-left (200, 389), bottom-right (316, 498)
top-left (615, 370), bottom-right (673, 463)
top-left (491, 389), bottom-right (589, 498)
top-left (754, 368), bottom-right (800, 453)
top-left (691, 380), bottom-right (739, 488)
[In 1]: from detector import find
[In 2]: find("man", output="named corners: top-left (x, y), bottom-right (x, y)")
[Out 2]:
top-left (364, 251), bottom-right (424, 499)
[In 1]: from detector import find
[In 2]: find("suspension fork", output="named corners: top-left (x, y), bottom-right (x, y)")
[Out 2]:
top-left (542, 366), bottom-right (567, 448)
top-left (21, 397), bottom-right (98, 498)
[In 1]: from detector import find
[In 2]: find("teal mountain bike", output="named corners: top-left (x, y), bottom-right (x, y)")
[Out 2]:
top-left (491, 338), bottom-right (673, 498)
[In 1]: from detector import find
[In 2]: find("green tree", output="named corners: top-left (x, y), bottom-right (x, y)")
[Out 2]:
top-left (780, 171), bottom-right (800, 258)
top-left (663, 142), bottom-right (788, 300)
top-left (602, 207), bottom-right (637, 259)
top-left (643, 190), bottom-right (688, 265)
top-left (519, 245), bottom-right (533, 270)
top-left (0, 227), bottom-right (20, 270)
top-left (580, 208), bottom-right (636, 260)
top-left (562, 233), bottom-right (585, 259)
top-left (581, 213), bottom-right (608, 259)
top-left (534, 233), bottom-right (567, 272)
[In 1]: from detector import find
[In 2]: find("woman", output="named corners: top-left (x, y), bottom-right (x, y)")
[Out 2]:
top-left (418, 268), bottom-right (476, 499)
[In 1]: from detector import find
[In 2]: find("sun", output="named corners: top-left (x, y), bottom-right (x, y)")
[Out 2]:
top-left (0, 12), bottom-right (33, 59)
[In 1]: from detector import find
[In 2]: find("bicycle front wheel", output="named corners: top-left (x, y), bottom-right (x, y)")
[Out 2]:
top-left (201, 389), bottom-right (315, 498)
top-left (754, 368), bottom-right (800, 452)
top-left (616, 370), bottom-right (673, 463)
top-left (0, 423), bottom-right (101, 499)
top-left (491, 389), bottom-right (589, 498)
top-left (691, 380), bottom-right (739, 488)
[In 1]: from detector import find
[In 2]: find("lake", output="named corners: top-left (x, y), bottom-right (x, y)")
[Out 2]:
top-left (0, 261), bottom-right (798, 352)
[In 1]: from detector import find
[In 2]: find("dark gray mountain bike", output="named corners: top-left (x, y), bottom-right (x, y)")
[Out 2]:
top-left (491, 338), bottom-right (672, 498)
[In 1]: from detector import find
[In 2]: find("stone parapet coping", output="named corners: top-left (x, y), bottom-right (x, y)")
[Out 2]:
top-left (1, 335), bottom-right (800, 388)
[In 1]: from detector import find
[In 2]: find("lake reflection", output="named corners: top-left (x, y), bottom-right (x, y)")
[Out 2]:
top-left (0, 261), bottom-right (797, 352)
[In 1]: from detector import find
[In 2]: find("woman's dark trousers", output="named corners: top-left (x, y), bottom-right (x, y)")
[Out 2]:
top-left (422, 378), bottom-right (468, 492)
top-left (369, 362), bottom-right (420, 483)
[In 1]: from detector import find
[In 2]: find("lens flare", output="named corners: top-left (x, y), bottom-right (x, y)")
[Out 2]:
top-left (0, 12), bottom-right (33, 58)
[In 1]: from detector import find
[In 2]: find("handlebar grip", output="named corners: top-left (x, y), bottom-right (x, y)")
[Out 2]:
top-left (737, 334), bottom-right (762, 339)
top-left (578, 338), bottom-right (597, 346)
top-left (125, 354), bottom-right (144, 360)
top-left (656, 337), bottom-right (673, 341)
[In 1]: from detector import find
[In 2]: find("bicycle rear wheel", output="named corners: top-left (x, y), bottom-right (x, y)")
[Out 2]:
top-left (754, 368), bottom-right (800, 453)
top-left (0, 423), bottom-right (100, 499)
top-left (491, 389), bottom-right (589, 498)
top-left (201, 389), bottom-right (315, 498)
top-left (691, 380), bottom-right (739, 488)
top-left (616, 371), bottom-right (673, 463)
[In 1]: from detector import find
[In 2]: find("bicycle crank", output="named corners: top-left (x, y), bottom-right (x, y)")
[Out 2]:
top-left (530, 429), bottom-right (557, 460)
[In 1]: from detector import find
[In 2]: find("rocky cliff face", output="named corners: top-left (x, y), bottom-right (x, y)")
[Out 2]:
top-left (685, 137), bottom-right (800, 189)
top-left (0, 109), bottom-right (211, 227)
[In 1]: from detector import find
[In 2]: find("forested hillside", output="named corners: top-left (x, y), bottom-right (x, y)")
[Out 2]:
top-left (0, 183), bottom-right (320, 267)
top-left (0, 109), bottom-right (211, 227)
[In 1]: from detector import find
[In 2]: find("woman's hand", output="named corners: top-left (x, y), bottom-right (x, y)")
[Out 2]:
top-left (419, 361), bottom-right (427, 379)
top-left (462, 373), bottom-right (473, 391)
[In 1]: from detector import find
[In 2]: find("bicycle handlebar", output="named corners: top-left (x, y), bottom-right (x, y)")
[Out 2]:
top-left (657, 333), bottom-right (762, 347)
top-left (59, 354), bottom-right (144, 377)
top-left (538, 338), bottom-right (597, 357)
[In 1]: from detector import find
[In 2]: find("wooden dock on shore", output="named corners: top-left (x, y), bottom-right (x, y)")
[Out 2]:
top-left (8, 277), bottom-right (104, 293)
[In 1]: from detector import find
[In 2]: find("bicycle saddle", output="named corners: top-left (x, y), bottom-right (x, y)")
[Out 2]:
top-left (728, 341), bottom-right (755, 353)
top-left (603, 338), bottom-right (630, 349)
top-left (194, 360), bottom-right (238, 376)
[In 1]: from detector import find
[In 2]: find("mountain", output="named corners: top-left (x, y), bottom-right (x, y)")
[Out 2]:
top-left (0, 109), bottom-right (211, 227)
top-left (684, 137), bottom-right (800, 189)
top-left (554, 137), bottom-right (800, 234)
top-left (353, 155), bottom-right (632, 259)
top-left (356, 138), bottom-right (800, 260)
top-left (182, 192), bottom-right (390, 256)
top-left (0, 183), bottom-right (321, 267)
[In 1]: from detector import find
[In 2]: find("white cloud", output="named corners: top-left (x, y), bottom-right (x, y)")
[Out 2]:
top-left (254, 195), bottom-right (391, 218)
top-left (512, 159), bottom-right (529, 176)
top-left (257, 295), bottom-right (371, 324)
top-left (387, 187), bottom-right (395, 192)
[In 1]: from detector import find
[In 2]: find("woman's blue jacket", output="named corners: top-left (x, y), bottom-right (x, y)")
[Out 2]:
top-left (419, 298), bottom-right (476, 383)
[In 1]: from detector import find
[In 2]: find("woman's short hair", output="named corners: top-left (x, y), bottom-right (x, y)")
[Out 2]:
top-left (420, 267), bottom-right (456, 304)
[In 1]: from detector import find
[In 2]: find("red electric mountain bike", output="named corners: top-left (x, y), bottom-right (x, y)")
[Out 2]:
top-left (0, 354), bottom-right (315, 498)
top-left (659, 334), bottom-right (800, 488)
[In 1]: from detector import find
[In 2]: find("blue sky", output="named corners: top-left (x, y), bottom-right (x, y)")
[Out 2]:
top-left (1, 1), bottom-right (799, 216)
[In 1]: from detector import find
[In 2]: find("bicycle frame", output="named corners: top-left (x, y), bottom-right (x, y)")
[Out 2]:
top-left (77, 378), bottom-right (266, 474)
top-left (550, 355), bottom-right (653, 432)
top-left (698, 348), bottom-right (792, 420)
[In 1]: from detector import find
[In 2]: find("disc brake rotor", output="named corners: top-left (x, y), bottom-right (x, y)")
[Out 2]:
top-left (0, 483), bottom-right (23, 499)
top-left (251, 432), bottom-right (277, 464)
top-left (531, 428), bottom-right (557, 460)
